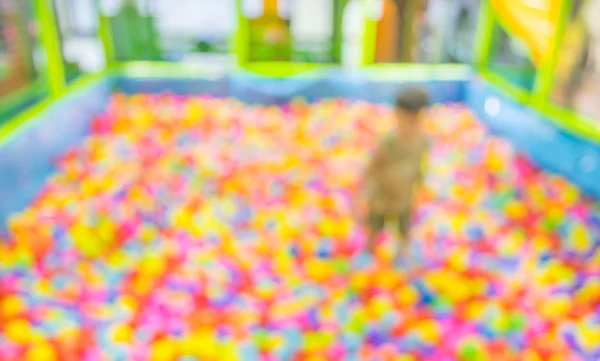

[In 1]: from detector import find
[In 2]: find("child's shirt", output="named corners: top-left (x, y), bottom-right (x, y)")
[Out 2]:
top-left (365, 132), bottom-right (428, 215)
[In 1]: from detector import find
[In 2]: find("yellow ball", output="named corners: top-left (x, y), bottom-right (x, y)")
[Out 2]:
top-left (575, 280), bottom-right (600, 303)
top-left (377, 241), bottom-right (396, 263)
top-left (26, 341), bottom-right (57, 361)
top-left (318, 218), bottom-right (336, 237)
top-left (396, 285), bottom-right (419, 306)
top-left (417, 320), bottom-right (441, 344)
top-left (35, 279), bottom-right (53, 295)
top-left (465, 301), bottom-right (485, 320)
top-left (305, 356), bottom-right (328, 361)
top-left (370, 295), bottom-right (393, 319)
top-left (112, 323), bottom-right (134, 343)
top-left (593, 248), bottom-right (600, 264)
top-left (571, 224), bottom-right (591, 253)
top-left (97, 218), bottom-right (116, 244)
top-left (1, 295), bottom-right (26, 318)
top-left (563, 186), bottom-right (579, 205)
top-left (445, 278), bottom-right (471, 303)
top-left (577, 324), bottom-right (600, 351)
top-left (523, 349), bottom-right (542, 361)
top-left (274, 253), bottom-right (293, 273)
top-left (305, 258), bottom-right (330, 282)
top-left (173, 208), bottom-right (193, 230)
top-left (0, 244), bottom-right (14, 267)
top-left (395, 354), bottom-right (417, 361)
top-left (150, 338), bottom-right (178, 361)
top-left (140, 254), bottom-right (165, 276)
top-left (132, 277), bottom-right (153, 296)
top-left (532, 235), bottom-right (550, 253)
top-left (192, 330), bottom-right (218, 359)
top-left (450, 213), bottom-right (466, 232)
top-left (72, 224), bottom-right (104, 258)
top-left (5, 318), bottom-right (33, 344)
top-left (470, 278), bottom-right (488, 297)
top-left (218, 340), bottom-right (239, 361)
top-left (108, 251), bottom-right (127, 268)
top-left (505, 200), bottom-right (525, 219)
top-left (304, 332), bottom-right (326, 352)
top-left (375, 270), bottom-right (399, 289)
top-left (448, 250), bottom-right (467, 271)
top-left (539, 296), bottom-right (571, 320)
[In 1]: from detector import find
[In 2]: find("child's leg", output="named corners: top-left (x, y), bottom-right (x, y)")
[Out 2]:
top-left (397, 211), bottom-right (412, 258)
top-left (367, 213), bottom-right (385, 253)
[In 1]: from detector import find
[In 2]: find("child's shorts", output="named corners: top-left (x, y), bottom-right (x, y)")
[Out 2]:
top-left (368, 211), bottom-right (412, 238)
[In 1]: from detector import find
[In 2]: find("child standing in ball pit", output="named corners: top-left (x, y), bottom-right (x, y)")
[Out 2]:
top-left (360, 87), bottom-right (430, 259)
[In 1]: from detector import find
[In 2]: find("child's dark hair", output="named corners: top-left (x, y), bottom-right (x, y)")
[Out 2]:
top-left (395, 87), bottom-right (430, 113)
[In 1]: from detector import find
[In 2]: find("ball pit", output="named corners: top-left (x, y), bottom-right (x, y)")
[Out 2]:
top-left (1, 94), bottom-right (599, 361)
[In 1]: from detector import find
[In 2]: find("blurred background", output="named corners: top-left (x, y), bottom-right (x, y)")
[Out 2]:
top-left (3, 0), bottom-right (599, 121)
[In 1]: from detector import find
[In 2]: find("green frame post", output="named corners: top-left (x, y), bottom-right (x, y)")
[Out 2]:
top-left (361, 0), bottom-right (377, 65)
top-left (234, 0), bottom-right (250, 66)
top-left (531, 0), bottom-right (572, 103)
top-left (472, 0), bottom-right (532, 102)
top-left (333, 0), bottom-right (350, 63)
top-left (400, 0), bottom-right (416, 62)
top-left (94, 0), bottom-right (116, 67)
top-left (473, 0), bottom-right (495, 71)
top-left (32, 0), bottom-right (66, 98)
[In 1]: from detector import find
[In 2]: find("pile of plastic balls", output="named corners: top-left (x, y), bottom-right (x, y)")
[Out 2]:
top-left (1, 94), bottom-right (599, 361)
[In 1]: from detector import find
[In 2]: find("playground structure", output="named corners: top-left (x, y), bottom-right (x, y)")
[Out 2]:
top-left (1, 1), bottom-right (600, 360)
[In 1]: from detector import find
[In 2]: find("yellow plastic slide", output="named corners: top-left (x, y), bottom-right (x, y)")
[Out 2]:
top-left (490, 0), bottom-right (563, 66)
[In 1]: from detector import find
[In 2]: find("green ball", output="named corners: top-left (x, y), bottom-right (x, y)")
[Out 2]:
top-left (459, 339), bottom-right (482, 361)
top-left (431, 296), bottom-right (452, 314)
top-left (252, 329), bottom-right (270, 349)
top-left (508, 312), bottom-right (527, 331)
top-left (333, 258), bottom-right (350, 274)
top-left (347, 309), bottom-right (367, 333)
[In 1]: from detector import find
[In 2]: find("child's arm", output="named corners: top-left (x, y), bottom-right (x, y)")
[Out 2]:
top-left (353, 140), bottom-right (386, 219)
top-left (414, 143), bottom-right (430, 208)
top-left (416, 139), bottom-right (430, 187)
top-left (417, 152), bottom-right (427, 185)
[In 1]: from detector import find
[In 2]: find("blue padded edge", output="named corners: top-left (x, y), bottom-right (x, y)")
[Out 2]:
top-left (117, 70), bottom-right (467, 105)
top-left (468, 76), bottom-right (600, 199)
top-left (116, 77), bottom-right (230, 98)
top-left (0, 77), bottom-right (116, 231)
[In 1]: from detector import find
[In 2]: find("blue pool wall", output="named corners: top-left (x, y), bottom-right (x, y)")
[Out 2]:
top-left (0, 77), bottom-right (115, 228)
top-left (115, 70), bottom-right (467, 104)
top-left (1, 69), bottom-right (600, 232)
top-left (468, 77), bottom-right (600, 200)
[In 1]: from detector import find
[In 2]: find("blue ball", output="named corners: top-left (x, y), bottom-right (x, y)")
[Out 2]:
top-left (467, 225), bottom-right (484, 240)
top-left (366, 329), bottom-right (386, 347)
top-left (239, 342), bottom-right (260, 361)
top-left (179, 356), bottom-right (198, 361)
top-left (290, 245), bottom-right (299, 257)
top-left (343, 332), bottom-right (363, 351)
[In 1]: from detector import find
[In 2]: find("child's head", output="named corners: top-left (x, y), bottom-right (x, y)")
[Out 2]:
top-left (394, 87), bottom-right (430, 133)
